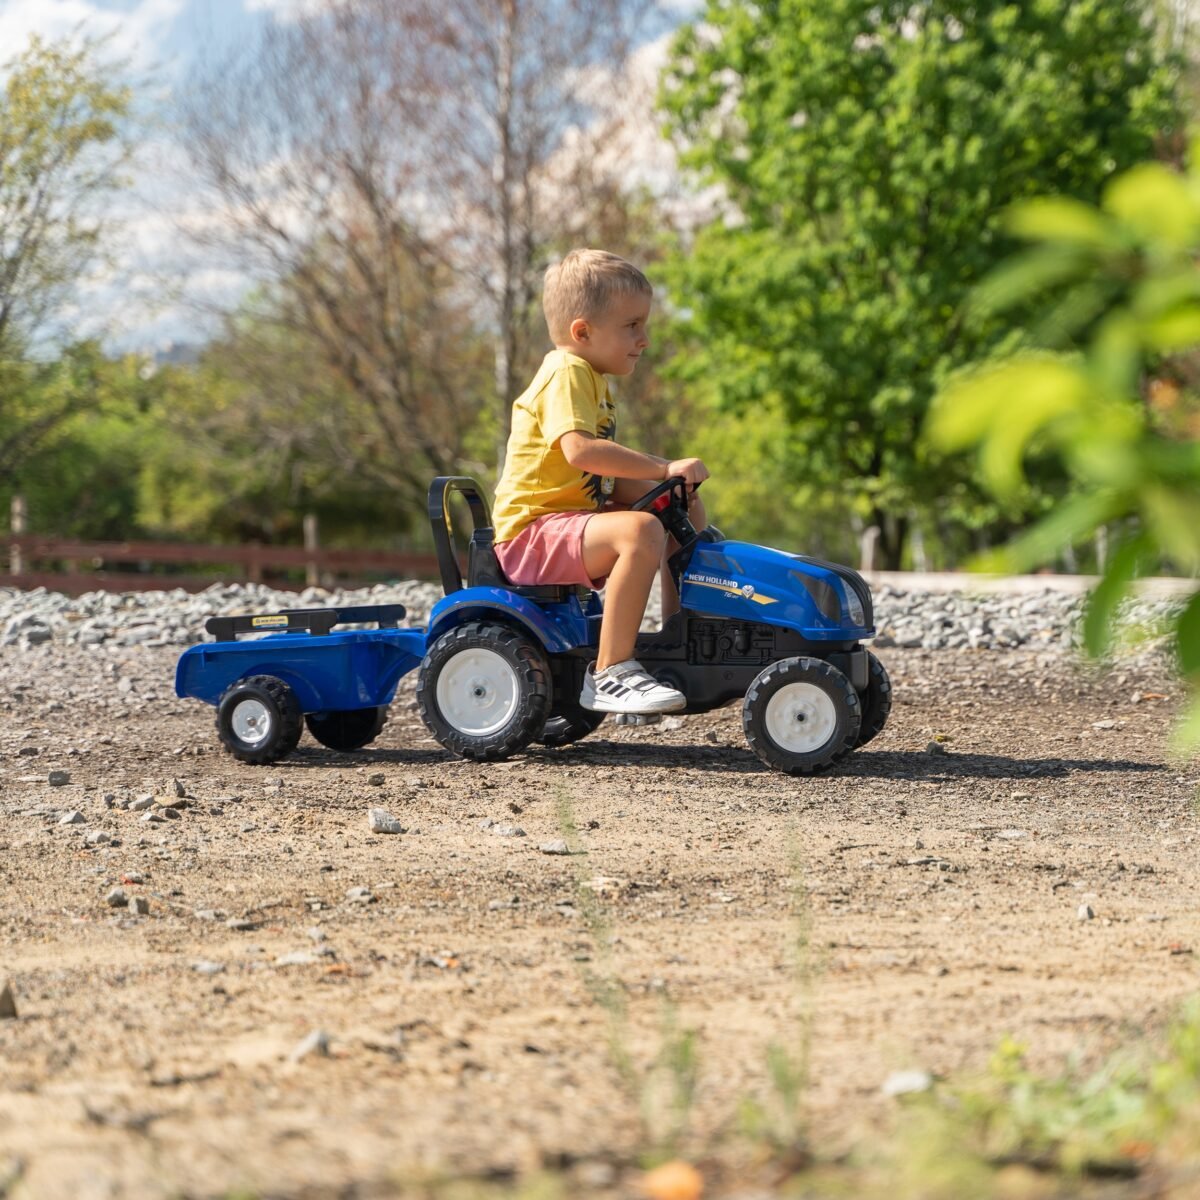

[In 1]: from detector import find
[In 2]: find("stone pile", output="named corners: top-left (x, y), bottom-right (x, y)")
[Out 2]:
top-left (0, 576), bottom-right (1186, 656)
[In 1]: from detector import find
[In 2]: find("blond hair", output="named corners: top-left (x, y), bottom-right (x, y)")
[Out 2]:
top-left (542, 249), bottom-right (652, 343)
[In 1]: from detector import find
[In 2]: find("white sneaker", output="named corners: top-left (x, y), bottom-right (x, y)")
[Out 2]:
top-left (580, 659), bottom-right (686, 714)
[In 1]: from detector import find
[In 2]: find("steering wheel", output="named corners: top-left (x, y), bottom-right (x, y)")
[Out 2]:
top-left (630, 474), bottom-right (691, 518)
top-left (631, 476), bottom-right (701, 585)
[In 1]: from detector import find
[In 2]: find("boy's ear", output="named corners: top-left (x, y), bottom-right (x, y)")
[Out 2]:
top-left (569, 317), bottom-right (590, 342)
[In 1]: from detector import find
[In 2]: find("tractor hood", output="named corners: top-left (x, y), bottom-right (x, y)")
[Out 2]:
top-left (679, 539), bottom-right (875, 641)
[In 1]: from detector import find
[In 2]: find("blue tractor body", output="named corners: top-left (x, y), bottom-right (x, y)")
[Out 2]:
top-left (173, 477), bottom-right (888, 773)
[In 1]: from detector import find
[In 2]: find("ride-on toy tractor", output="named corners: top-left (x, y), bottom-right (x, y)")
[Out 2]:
top-left (417, 476), bottom-right (889, 775)
top-left (175, 476), bottom-right (889, 776)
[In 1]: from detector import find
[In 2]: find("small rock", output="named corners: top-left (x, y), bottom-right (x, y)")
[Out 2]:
top-left (488, 824), bottom-right (526, 838)
top-left (57, 811), bottom-right (85, 826)
top-left (345, 886), bottom-right (375, 904)
top-left (140, 811), bottom-right (166, 824)
top-left (275, 951), bottom-right (321, 967)
top-left (105, 888), bottom-right (128, 908)
top-left (367, 773), bottom-right (386, 787)
top-left (882, 1069), bottom-right (933, 1096)
top-left (539, 840), bottom-right (570, 855)
top-left (0, 981), bottom-right (16, 1020)
top-left (1092, 719), bottom-right (1117, 730)
top-left (226, 917), bottom-right (257, 931)
top-left (192, 961), bottom-right (224, 976)
top-left (171, 778), bottom-right (187, 797)
top-left (84, 830), bottom-right (111, 847)
top-left (130, 896), bottom-right (150, 916)
top-left (128, 795), bottom-right (154, 812)
top-left (996, 829), bottom-right (1027, 840)
top-left (288, 1029), bottom-right (331, 1062)
top-left (368, 808), bottom-right (404, 834)
top-left (193, 909), bottom-right (222, 921)
top-left (1078, 904), bottom-right (1095, 921)
top-left (48, 770), bottom-right (70, 787)
top-left (924, 741), bottom-right (947, 757)
top-left (477, 818), bottom-right (495, 831)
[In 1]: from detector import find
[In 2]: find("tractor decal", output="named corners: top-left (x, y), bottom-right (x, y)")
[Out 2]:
top-left (684, 573), bottom-right (778, 606)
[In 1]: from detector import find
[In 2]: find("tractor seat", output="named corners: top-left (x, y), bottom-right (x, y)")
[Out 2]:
top-left (468, 527), bottom-right (593, 603)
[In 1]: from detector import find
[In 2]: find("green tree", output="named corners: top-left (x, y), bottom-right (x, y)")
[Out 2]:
top-left (659, 0), bottom-right (1181, 568)
top-left (0, 34), bottom-right (134, 484)
top-left (928, 150), bottom-right (1200, 745)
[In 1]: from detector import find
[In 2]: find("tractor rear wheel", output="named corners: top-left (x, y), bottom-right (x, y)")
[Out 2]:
top-left (417, 622), bottom-right (552, 761)
top-left (537, 696), bottom-right (606, 748)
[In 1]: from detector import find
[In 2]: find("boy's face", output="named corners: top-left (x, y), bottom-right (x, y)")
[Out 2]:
top-left (569, 293), bottom-right (651, 377)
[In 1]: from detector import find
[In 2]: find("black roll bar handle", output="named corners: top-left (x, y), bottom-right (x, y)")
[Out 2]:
top-left (427, 476), bottom-right (493, 596)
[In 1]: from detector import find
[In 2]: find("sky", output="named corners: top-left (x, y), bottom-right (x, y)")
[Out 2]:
top-left (1, 0), bottom-right (697, 356)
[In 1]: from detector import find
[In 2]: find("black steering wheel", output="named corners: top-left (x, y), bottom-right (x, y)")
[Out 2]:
top-left (631, 476), bottom-right (701, 583)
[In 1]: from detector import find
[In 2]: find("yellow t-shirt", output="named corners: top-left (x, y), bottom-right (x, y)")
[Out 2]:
top-left (492, 349), bottom-right (617, 544)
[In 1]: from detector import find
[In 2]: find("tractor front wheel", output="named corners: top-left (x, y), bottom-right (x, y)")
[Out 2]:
top-left (854, 651), bottom-right (892, 748)
top-left (742, 657), bottom-right (860, 776)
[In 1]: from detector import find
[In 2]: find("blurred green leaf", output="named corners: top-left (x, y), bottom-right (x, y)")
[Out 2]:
top-left (1143, 306), bottom-right (1200, 351)
top-left (1175, 590), bottom-right (1200, 681)
top-left (1083, 534), bottom-right (1150, 658)
top-left (971, 246), bottom-right (1094, 320)
top-left (971, 491), bottom-right (1122, 575)
top-left (1005, 197), bottom-right (1117, 247)
top-left (1104, 163), bottom-right (1197, 249)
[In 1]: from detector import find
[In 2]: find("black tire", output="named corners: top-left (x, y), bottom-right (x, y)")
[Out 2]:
top-left (742, 657), bottom-right (861, 776)
top-left (417, 622), bottom-right (552, 761)
top-left (216, 674), bottom-right (303, 765)
top-left (537, 695), bottom-right (607, 748)
top-left (855, 651), bottom-right (892, 748)
top-left (305, 706), bottom-right (388, 752)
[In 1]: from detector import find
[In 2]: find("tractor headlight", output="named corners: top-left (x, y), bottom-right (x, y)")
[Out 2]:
top-left (842, 581), bottom-right (865, 626)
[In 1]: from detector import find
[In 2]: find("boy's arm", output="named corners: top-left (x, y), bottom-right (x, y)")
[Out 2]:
top-left (560, 432), bottom-right (710, 486)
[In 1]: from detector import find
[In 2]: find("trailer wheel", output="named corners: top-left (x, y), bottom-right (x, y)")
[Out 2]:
top-left (417, 622), bottom-right (551, 761)
top-left (742, 657), bottom-right (860, 776)
top-left (216, 675), bottom-right (303, 765)
top-left (305, 706), bottom-right (388, 752)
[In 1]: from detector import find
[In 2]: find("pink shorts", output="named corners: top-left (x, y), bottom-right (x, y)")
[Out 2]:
top-left (494, 511), bottom-right (607, 590)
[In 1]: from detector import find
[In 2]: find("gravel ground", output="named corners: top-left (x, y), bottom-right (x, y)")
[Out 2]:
top-left (0, 583), bottom-right (1197, 1198)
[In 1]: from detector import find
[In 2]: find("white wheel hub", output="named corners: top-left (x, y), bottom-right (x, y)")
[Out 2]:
top-left (232, 698), bottom-right (272, 745)
top-left (436, 648), bottom-right (519, 737)
top-left (764, 680), bottom-right (838, 753)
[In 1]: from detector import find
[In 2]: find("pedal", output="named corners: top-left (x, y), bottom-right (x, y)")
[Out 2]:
top-left (614, 713), bottom-right (663, 727)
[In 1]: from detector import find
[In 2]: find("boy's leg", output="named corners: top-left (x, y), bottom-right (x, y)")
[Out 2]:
top-left (580, 509), bottom-right (666, 671)
top-left (609, 479), bottom-right (707, 619)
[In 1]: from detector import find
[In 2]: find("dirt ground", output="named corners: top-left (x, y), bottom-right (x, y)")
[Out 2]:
top-left (0, 642), bottom-right (1197, 1199)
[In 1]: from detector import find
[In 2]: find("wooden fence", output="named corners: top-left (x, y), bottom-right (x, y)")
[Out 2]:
top-left (3, 530), bottom-right (440, 596)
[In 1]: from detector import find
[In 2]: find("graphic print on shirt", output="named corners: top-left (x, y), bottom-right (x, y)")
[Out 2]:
top-left (582, 405), bottom-right (617, 507)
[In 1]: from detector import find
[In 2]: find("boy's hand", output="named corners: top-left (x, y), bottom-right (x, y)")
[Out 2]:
top-left (664, 458), bottom-right (709, 487)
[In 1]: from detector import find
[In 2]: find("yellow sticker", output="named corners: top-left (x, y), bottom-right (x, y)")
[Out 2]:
top-left (251, 615), bottom-right (289, 628)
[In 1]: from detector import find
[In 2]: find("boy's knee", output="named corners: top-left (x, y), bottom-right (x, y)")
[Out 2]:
top-left (623, 512), bottom-right (667, 555)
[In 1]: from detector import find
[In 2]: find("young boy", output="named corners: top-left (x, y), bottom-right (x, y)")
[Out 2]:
top-left (492, 249), bottom-right (709, 716)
